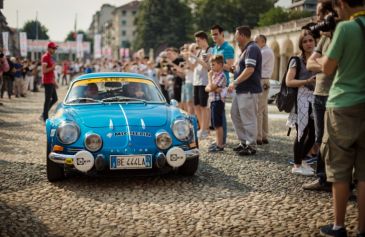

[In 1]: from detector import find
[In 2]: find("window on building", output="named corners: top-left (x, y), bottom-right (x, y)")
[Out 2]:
top-left (132, 11), bottom-right (137, 15)
top-left (122, 10), bottom-right (126, 16)
top-left (122, 20), bottom-right (127, 26)
top-left (122, 31), bottom-right (126, 36)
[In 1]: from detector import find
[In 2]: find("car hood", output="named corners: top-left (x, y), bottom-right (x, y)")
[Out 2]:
top-left (67, 103), bottom-right (168, 128)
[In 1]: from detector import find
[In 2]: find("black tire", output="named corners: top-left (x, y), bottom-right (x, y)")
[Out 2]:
top-left (178, 156), bottom-right (199, 176)
top-left (46, 145), bottom-right (65, 182)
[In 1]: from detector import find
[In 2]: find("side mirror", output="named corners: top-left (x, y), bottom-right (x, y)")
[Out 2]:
top-left (170, 99), bottom-right (178, 107)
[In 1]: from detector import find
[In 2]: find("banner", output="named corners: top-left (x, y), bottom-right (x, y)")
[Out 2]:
top-left (119, 48), bottom-right (125, 58)
top-left (124, 48), bottom-right (130, 58)
top-left (19, 32), bottom-right (28, 57)
top-left (76, 34), bottom-right (83, 58)
top-left (93, 34), bottom-right (101, 59)
top-left (2, 32), bottom-right (9, 56)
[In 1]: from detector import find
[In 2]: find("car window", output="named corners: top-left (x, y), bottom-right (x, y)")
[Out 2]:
top-left (65, 78), bottom-right (165, 104)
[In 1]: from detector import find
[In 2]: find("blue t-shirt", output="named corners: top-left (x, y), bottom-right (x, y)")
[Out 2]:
top-left (234, 41), bottom-right (262, 94)
top-left (14, 63), bottom-right (23, 78)
top-left (212, 41), bottom-right (234, 84)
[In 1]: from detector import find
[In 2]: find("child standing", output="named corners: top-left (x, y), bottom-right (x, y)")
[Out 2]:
top-left (205, 55), bottom-right (226, 152)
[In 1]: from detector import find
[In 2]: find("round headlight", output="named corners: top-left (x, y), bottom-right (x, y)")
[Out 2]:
top-left (57, 122), bottom-right (80, 144)
top-left (155, 132), bottom-right (172, 150)
top-left (85, 133), bottom-right (103, 152)
top-left (172, 120), bottom-right (192, 141)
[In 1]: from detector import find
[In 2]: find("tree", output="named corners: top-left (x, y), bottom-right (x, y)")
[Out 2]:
top-left (22, 20), bottom-right (49, 40)
top-left (65, 30), bottom-right (91, 42)
top-left (192, 0), bottom-right (274, 33)
top-left (133, 0), bottom-right (193, 53)
top-left (258, 7), bottom-right (313, 27)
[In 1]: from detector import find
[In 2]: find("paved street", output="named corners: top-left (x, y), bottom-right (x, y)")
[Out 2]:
top-left (0, 85), bottom-right (359, 237)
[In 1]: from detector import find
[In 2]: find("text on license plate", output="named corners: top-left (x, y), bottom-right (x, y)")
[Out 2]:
top-left (110, 155), bottom-right (152, 169)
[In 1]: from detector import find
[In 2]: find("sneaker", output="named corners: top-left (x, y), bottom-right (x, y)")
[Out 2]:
top-left (208, 143), bottom-right (217, 150)
top-left (302, 179), bottom-right (332, 192)
top-left (233, 143), bottom-right (247, 152)
top-left (289, 158), bottom-right (317, 165)
top-left (262, 139), bottom-right (269, 144)
top-left (197, 130), bottom-right (209, 139)
top-left (208, 146), bottom-right (224, 153)
top-left (238, 146), bottom-right (256, 156)
top-left (256, 140), bottom-right (263, 145)
top-left (320, 224), bottom-right (347, 237)
top-left (291, 166), bottom-right (314, 176)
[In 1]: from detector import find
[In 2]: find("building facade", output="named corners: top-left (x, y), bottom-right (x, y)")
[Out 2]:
top-left (289, 0), bottom-right (317, 13)
top-left (112, 0), bottom-right (140, 59)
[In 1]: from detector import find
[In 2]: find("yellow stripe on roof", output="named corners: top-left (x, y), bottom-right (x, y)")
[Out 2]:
top-left (74, 78), bottom-right (153, 86)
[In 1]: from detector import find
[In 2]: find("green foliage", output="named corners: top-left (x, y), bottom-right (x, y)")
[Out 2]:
top-left (22, 20), bottom-right (49, 40)
top-left (258, 7), bottom-right (313, 27)
top-left (192, 0), bottom-right (274, 33)
top-left (65, 30), bottom-right (91, 42)
top-left (133, 0), bottom-right (194, 53)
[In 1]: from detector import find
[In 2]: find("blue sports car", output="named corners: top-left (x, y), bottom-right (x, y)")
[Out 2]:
top-left (46, 72), bottom-right (199, 182)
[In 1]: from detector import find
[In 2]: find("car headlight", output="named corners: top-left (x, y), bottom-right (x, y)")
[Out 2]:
top-left (57, 122), bottom-right (80, 145)
top-left (155, 131), bottom-right (172, 150)
top-left (85, 133), bottom-right (103, 152)
top-left (172, 119), bottom-right (192, 141)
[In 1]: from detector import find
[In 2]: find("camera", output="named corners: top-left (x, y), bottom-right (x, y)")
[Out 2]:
top-left (309, 12), bottom-right (337, 34)
top-left (0, 52), bottom-right (4, 58)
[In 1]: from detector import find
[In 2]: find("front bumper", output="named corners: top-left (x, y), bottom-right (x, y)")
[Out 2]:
top-left (49, 148), bottom-right (199, 171)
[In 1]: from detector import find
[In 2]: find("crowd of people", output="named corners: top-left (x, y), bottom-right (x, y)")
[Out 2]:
top-left (0, 0), bottom-right (364, 235)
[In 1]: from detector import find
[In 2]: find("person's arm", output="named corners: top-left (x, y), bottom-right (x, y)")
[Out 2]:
top-left (307, 52), bottom-right (323, 73)
top-left (42, 62), bottom-right (55, 74)
top-left (322, 56), bottom-right (338, 76)
top-left (0, 57), bottom-right (9, 73)
top-left (205, 70), bottom-right (213, 92)
top-left (286, 60), bottom-right (315, 88)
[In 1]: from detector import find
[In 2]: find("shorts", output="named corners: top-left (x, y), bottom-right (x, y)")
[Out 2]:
top-left (321, 103), bottom-right (365, 182)
top-left (211, 100), bottom-right (225, 128)
top-left (181, 83), bottom-right (193, 102)
top-left (194, 85), bottom-right (208, 107)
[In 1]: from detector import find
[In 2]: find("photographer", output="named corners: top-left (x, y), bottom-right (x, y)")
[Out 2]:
top-left (302, 0), bottom-right (337, 192)
top-left (319, 0), bottom-right (365, 236)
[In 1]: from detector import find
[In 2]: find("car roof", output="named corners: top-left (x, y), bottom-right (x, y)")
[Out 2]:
top-left (73, 72), bottom-right (152, 83)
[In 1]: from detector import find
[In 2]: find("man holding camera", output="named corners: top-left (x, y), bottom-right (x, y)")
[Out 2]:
top-left (319, 0), bottom-right (365, 236)
top-left (302, 0), bottom-right (336, 192)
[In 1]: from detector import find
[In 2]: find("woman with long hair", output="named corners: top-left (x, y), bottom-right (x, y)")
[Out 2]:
top-left (286, 30), bottom-right (317, 176)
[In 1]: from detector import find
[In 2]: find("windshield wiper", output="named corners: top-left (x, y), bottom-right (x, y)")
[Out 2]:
top-left (67, 98), bottom-right (100, 103)
top-left (101, 96), bottom-right (146, 103)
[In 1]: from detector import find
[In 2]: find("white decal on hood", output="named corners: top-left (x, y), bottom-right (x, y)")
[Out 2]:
top-left (119, 104), bottom-right (131, 141)
top-left (141, 119), bottom-right (146, 130)
top-left (109, 119), bottom-right (114, 130)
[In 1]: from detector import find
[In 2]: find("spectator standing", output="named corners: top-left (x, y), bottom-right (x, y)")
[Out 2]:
top-left (40, 42), bottom-right (58, 122)
top-left (286, 30), bottom-right (316, 176)
top-left (181, 43), bottom-right (197, 115)
top-left (254, 35), bottom-right (275, 145)
top-left (228, 26), bottom-right (262, 156)
top-left (12, 57), bottom-right (23, 98)
top-left (319, 0), bottom-right (365, 236)
top-left (211, 24), bottom-right (234, 146)
top-left (1, 56), bottom-right (15, 99)
top-left (0, 51), bottom-right (10, 105)
top-left (205, 55), bottom-right (226, 152)
top-left (302, 0), bottom-right (336, 192)
top-left (166, 48), bottom-right (185, 103)
top-left (192, 31), bottom-right (212, 139)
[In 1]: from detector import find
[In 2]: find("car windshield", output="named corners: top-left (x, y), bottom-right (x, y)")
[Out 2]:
top-left (65, 77), bottom-right (165, 104)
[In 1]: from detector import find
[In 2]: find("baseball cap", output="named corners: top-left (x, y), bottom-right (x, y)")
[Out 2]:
top-left (47, 42), bottom-right (58, 49)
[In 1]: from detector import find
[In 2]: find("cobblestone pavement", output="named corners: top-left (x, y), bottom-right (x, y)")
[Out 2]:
top-left (0, 84), bottom-right (359, 237)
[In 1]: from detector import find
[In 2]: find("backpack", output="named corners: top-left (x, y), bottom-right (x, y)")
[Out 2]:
top-left (276, 56), bottom-right (301, 113)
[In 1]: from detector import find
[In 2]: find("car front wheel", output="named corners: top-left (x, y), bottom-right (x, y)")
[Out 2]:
top-left (46, 145), bottom-right (65, 182)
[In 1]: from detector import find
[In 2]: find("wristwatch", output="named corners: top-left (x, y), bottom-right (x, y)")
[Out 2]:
top-left (233, 80), bottom-right (238, 87)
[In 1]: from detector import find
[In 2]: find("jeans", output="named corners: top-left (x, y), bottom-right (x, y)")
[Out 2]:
top-left (42, 84), bottom-right (58, 121)
top-left (1, 75), bottom-right (13, 99)
top-left (312, 95), bottom-right (328, 181)
top-left (294, 106), bottom-right (315, 165)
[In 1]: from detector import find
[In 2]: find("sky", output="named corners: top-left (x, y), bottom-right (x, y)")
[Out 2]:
top-left (4, 0), bottom-right (291, 42)
top-left (4, 0), bottom-right (131, 41)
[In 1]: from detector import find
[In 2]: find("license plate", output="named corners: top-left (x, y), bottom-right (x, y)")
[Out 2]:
top-left (110, 155), bottom-right (152, 170)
